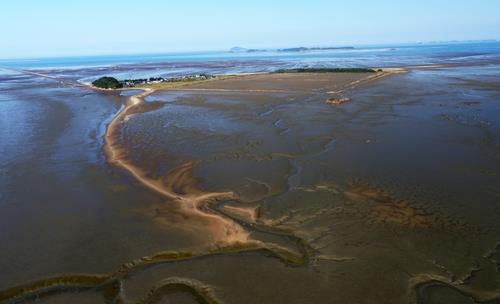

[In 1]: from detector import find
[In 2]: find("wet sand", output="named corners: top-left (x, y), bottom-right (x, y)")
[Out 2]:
top-left (105, 88), bottom-right (252, 243)
top-left (163, 71), bottom-right (398, 93)
top-left (1, 67), bottom-right (500, 303)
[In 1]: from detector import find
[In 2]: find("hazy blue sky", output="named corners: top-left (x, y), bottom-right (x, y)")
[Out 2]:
top-left (1, 0), bottom-right (499, 58)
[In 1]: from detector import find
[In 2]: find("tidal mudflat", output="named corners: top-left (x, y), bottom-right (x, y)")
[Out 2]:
top-left (1, 66), bottom-right (500, 304)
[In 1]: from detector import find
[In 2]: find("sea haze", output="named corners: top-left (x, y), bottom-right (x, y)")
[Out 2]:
top-left (1, 42), bottom-right (500, 73)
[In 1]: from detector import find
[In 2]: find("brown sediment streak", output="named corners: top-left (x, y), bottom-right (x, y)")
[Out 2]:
top-left (221, 205), bottom-right (260, 222)
top-left (344, 181), bottom-right (435, 228)
top-left (103, 89), bottom-right (252, 244)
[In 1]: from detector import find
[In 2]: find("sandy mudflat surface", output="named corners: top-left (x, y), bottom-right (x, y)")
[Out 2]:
top-left (1, 67), bottom-right (500, 304)
top-left (167, 72), bottom-right (384, 93)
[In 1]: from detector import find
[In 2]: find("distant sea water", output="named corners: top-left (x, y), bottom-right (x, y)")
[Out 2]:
top-left (1, 41), bottom-right (500, 81)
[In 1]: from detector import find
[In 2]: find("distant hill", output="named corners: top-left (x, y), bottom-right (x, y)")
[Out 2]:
top-left (278, 46), bottom-right (354, 52)
top-left (229, 47), bottom-right (248, 53)
top-left (229, 46), bottom-right (268, 53)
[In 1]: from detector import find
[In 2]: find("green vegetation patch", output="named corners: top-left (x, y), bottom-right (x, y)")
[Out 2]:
top-left (92, 76), bottom-right (123, 89)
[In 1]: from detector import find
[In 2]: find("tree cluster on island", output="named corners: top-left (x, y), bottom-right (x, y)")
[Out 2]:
top-left (91, 77), bottom-right (123, 89)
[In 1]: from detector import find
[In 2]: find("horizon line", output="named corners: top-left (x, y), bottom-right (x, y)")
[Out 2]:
top-left (0, 38), bottom-right (498, 61)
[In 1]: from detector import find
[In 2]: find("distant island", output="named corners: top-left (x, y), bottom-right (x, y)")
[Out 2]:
top-left (229, 47), bottom-right (268, 53)
top-left (230, 46), bottom-right (355, 53)
top-left (278, 46), bottom-right (355, 52)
